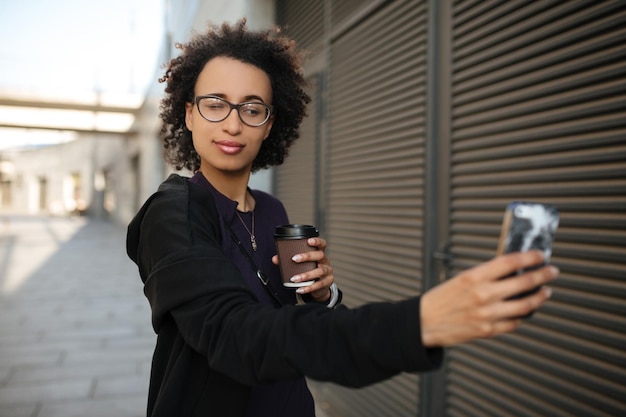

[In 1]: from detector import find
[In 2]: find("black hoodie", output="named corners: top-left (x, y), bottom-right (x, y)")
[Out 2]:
top-left (126, 174), bottom-right (442, 417)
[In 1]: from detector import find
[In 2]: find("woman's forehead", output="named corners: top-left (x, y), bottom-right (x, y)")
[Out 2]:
top-left (195, 56), bottom-right (272, 101)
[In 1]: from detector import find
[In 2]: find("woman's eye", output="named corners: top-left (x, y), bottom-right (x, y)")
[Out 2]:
top-left (242, 105), bottom-right (262, 116)
top-left (206, 102), bottom-right (226, 110)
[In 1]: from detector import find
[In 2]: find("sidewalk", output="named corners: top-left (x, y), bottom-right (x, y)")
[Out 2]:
top-left (0, 216), bottom-right (153, 417)
top-left (0, 215), bottom-right (332, 417)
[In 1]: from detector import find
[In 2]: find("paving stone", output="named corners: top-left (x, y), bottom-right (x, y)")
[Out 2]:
top-left (9, 361), bottom-right (142, 384)
top-left (0, 403), bottom-right (39, 417)
top-left (0, 366), bottom-right (13, 385)
top-left (0, 377), bottom-right (92, 406)
top-left (93, 374), bottom-right (150, 398)
top-left (0, 349), bottom-right (62, 368)
top-left (0, 216), bottom-right (152, 416)
top-left (61, 346), bottom-right (154, 366)
top-left (37, 395), bottom-right (146, 417)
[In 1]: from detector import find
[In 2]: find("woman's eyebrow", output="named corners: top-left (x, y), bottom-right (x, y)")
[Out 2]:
top-left (199, 93), bottom-right (267, 102)
top-left (243, 94), bottom-right (267, 103)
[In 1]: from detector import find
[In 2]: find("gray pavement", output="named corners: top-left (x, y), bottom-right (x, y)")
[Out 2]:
top-left (0, 216), bottom-right (153, 417)
top-left (0, 215), bottom-right (331, 417)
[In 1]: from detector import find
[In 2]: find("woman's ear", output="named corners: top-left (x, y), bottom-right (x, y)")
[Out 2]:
top-left (263, 116), bottom-right (275, 140)
top-left (185, 102), bottom-right (194, 131)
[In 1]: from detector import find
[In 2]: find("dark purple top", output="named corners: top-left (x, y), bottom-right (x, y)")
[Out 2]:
top-left (190, 172), bottom-right (315, 417)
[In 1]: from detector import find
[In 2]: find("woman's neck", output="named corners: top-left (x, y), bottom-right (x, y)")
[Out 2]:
top-left (198, 168), bottom-right (254, 211)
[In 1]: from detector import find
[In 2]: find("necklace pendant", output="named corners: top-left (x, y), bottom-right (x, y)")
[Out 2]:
top-left (235, 208), bottom-right (257, 252)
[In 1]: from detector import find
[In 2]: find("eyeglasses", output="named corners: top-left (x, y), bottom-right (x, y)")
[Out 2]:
top-left (194, 95), bottom-right (273, 127)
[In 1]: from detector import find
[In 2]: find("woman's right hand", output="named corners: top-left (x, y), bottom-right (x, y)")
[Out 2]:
top-left (420, 251), bottom-right (559, 348)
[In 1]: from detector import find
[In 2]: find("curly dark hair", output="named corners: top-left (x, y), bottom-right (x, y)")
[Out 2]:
top-left (158, 19), bottom-right (311, 172)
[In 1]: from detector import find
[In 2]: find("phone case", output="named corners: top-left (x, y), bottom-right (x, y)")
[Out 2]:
top-left (497, 202), bottom-right (559, 312)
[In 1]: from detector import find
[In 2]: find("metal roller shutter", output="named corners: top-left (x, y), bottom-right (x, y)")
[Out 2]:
top-left (331, 0), bottom-right (384, 31)
top-left (328, 0), bottom-right (427, 304)
top-left (318, 0), bottom-right (428, 416)
top-left (273, 75), bottom-right (319, 226)
top-left (331, 0), bottom-right (371, 25)
top-left (444, 1), bottom-right (626, 416)
top-left (274, 0), bottom-right (325, 225)
top-left (275, 0), bottom-right (324, 53)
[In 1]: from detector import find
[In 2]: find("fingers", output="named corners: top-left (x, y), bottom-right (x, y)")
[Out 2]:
top-left (278, 236), bottom-right (334, 301)
top-left (459, 286), bottom-right (552, 340)
top-left (497, 264), bottom-right (558, 301)
top-left (460, 263), bottom-right (558, 321)
top-left (298, 276), bottom-right (333, 302)
top-left (469, 251), bottom-right (546, 284)
top-left (292, 264), bottom-right (334, 293)
top-left (294, 266), bottom-right (334, 302)
top-left (420, 256), bottom-right (559, 348)
top-left (290, 237), bottom-right (327, 264)
top-left (478, 286), bottom-right (553, 321)
top-left (287, 237), bottom-right (330, 287)
top-left (466, 263), bottom-right (558, 307)
top-left (308, 237), bottom-right (326, 250)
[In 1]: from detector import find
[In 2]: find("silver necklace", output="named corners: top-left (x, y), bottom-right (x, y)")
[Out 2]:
top-left (235, 210), bottom-right (257, 252)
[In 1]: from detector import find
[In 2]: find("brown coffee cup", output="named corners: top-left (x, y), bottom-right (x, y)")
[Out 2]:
top-left (274, 224), bottom-right (319, 287)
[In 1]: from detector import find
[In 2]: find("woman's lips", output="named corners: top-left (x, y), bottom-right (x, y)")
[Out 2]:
top-left (214, 140), bottom-right (244, 155)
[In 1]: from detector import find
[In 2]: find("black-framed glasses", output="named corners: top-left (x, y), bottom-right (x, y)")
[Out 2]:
top-left (194, 95), bottom-right (273, 127)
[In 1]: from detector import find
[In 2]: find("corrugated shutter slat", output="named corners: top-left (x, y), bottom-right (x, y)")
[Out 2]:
top-left (328, 0), bottom-right (427, 304)
top-left (273, 76), bottom-right (318, 225)
top-left (445, 1), bottom-right (626, 416)
top-left (276, 0), bottom-right (324, 51)
top-left (316, 1), bottom-right (428, 416)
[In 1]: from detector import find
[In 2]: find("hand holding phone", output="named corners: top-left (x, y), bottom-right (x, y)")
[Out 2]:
top-left (497, 202), bottom-right (559, 315)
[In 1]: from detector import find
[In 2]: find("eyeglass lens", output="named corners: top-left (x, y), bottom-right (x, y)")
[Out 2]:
top-left (197, 96), bottom-right (270, 126)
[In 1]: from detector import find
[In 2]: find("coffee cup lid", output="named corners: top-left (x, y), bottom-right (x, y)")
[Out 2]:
top-left (274, 224), bottom-right (319, 239)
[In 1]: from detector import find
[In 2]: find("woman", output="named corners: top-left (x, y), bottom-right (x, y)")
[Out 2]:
top-left (126, 20), bottom-right (558, 417)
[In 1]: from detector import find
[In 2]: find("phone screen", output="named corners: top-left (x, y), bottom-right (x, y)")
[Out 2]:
top-left (497, 202), bottom-right (559, 260)
top-left (497, 202), bottom-right (559, 312)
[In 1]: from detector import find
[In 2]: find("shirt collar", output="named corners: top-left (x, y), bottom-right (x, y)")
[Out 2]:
top-left (190, 171), bottom-right (241, 224)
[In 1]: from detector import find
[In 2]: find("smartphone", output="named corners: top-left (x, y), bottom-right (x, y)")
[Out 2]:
top-left (497, 202), bottom-right (559, 315)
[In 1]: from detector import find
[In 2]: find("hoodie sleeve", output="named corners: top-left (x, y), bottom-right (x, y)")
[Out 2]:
top-left (127, 174), bottom-right (443, 388)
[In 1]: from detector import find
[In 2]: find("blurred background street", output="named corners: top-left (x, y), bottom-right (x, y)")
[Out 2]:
top-left (0, 215), bottom-right (153, 417)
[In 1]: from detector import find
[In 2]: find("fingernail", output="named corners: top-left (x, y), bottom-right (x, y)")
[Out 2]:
top-left (308, 238), bottom-right (316, 245)
top-left (545, 287), bottom-right (553, 298)
top-left (292, 254), bottom-right (302, 262)
top-left (296, 288), bottom-right (305, 294)
top-left (549, 266), bottom-right (559, 276)
top-left (290, 275), bottom-right (300, 282)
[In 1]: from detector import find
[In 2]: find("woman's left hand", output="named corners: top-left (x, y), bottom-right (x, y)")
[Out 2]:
top-left (272, 237), bottom-right (335, 302)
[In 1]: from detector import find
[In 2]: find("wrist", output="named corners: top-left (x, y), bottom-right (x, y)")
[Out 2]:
top-left (296, 283), bottom-right (340, 308)
top-left (419, 293), bottom-right (438, 348)
top-left (311, 286), bottom-right (332, 303)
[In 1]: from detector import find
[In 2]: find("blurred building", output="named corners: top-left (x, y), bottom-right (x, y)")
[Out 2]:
top-left (0, 0), bottom-right (275, 221)
top-left (3, 135), bottom-right (126, 217)
top-left (0, 1), bottom-right (624, 417)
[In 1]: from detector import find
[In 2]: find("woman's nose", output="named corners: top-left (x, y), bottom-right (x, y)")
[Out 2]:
top-left (222, 108), bottom-right (243, 134)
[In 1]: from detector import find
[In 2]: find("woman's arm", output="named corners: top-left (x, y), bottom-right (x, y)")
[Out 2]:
top-left (129, 175), bottom-right (557, 389)
top-left (420, 251), bottom-right (558, 347)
